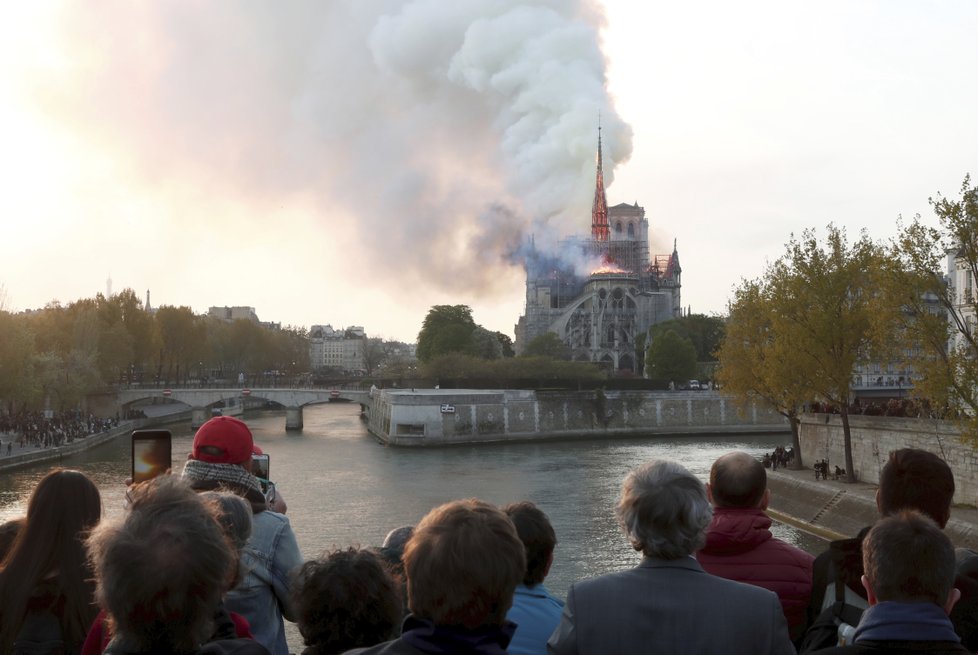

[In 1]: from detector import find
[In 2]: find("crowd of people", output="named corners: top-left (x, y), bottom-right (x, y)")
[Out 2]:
top-left (1, 415), bottom-right (977, 654)
top-left (0, 410), bottom-right (119, 451)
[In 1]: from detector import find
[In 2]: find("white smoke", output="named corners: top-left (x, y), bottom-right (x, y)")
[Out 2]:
top-left (34, 0), bottom-right (632, 301)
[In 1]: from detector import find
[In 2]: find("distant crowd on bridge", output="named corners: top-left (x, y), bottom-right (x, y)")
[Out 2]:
top-left (0, 410), bottom-right (120, 452)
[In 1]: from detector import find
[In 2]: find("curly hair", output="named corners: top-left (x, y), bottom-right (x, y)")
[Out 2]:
top-left (291, 547), bottom-right (401, 655)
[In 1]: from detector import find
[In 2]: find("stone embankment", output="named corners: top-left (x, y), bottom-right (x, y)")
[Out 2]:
top-left (766, 465), bottom-right (978, 552)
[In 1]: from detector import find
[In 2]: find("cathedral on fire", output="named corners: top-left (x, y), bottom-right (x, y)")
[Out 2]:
top-left (514, 130), bottom-right (682, 373)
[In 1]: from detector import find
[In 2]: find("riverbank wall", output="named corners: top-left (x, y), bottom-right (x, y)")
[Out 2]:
top-left (766, 467), bottom-right (978, 551)
top-left (798, 413), bottom-right (978, 506)
top-left (367, 388), bottom-right (789, 445)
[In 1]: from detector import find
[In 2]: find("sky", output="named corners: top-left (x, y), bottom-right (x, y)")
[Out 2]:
top-left (1, 1), bottom-right (976, 343)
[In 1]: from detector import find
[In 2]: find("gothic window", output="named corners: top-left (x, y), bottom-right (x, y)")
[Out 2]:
top-left (615, 222), bottom-right (623, 234)
top-left (627, 222), bottom-right (635, 237)
top-left (607, 324), bottom-right (615, 344)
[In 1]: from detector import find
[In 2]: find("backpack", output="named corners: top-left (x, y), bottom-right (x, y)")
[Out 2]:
top-left (799, 568), bottom-right (870, 652)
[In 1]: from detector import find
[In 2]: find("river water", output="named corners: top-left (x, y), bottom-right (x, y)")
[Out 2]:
top-left (0, 402), bottom-right (825, 646)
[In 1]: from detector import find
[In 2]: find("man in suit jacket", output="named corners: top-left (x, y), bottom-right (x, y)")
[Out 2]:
top-left (547, 459), bottom-right (795, 655)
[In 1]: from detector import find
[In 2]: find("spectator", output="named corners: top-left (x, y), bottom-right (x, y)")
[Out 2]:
top-left (548, 459), bottom-right (794, 655)
top-left (0, 516), bottom-right (24, 561)
top-left (501, 501), bottom-right (563, 655)
top-left (291, 548), bottom-right (401, 655)
top-left (0, 469), bottom-right (102, 654)
top-left (697, 451), bottom-right (814, 642)
top-left (802, 448), bottom-right (966, 651)
top-left (344, 498), bottom-right (526, 655)
top-left (86, 475), bottom-right (267, 655)
top-left (80, 490), bottom-right (258, 655)
top-left (810, 511), bottom-right (968, 654)
top-left (182, 416), bottom-right (303, 655)
top-left (378, 525), bottom-right (414, 613)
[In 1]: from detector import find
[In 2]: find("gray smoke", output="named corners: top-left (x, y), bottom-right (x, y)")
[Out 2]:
top-left (43, 0), bottom-right (631, 302)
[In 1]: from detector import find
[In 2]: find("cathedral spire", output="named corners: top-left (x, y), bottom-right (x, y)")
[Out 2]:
top-left (591, 123), bottom-right (610, 241)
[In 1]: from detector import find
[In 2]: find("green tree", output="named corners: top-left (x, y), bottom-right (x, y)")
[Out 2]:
top-left (891, 175), bottom-right (978, 439)
top-left (523, 332), bottom-right (571, 360)
top-left (716, 280), bottom-right (812, 468)
top-left (0, 311), bottom-right (37, 410)
top-left (493, 332), bottom-right (515, 358)
top-left (648, 314), bottom-right (726, 363)
top-left (155, 306), bottom-right (207, 384)
top-left (416, 305), bottom-right (477, 362)
top-left (768, 225), bottom-right (898, 482)
top-left (645, 329), bottom-right (697, 385)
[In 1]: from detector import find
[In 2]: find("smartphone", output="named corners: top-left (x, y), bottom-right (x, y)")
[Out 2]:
top-left (131, 429), bottom-right (172, 484)
top-left (252, 453), bottom-right (270, 493)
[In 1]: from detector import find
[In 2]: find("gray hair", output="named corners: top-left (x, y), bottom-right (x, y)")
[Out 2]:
top-left (616, 460), bottom-right (713, 559)
top-left (200, 491), bottom-right (252, 551)
top-left (87, 476), bottom-right (232, 652)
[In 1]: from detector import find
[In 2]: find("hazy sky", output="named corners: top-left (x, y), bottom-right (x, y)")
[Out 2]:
top-left (1, 1), bottom-right (976, 343)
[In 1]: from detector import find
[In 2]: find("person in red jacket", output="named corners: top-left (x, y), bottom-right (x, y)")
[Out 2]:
top-left (697, 450), bottom-right (815, 644)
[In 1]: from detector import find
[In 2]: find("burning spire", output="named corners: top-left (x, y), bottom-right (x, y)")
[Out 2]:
top-left (591, 122), bottom-right (610, 242)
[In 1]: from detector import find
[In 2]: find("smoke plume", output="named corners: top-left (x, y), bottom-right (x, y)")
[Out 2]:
top-left (31, 0), bottom-right (632, 307)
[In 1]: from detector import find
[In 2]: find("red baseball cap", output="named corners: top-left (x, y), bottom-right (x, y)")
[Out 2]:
top-left (192, 416), bottom-right (254, 464)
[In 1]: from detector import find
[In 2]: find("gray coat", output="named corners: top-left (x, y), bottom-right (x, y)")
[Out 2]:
top-left (547, 556), bottom-right (794, 655)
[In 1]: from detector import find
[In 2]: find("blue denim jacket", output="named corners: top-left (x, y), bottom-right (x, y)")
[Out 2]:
top-left (224, 509), bottom-right (303, 655)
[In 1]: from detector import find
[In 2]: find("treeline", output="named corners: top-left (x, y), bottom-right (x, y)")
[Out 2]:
top-left (0, 289), bottom-right (309, 413)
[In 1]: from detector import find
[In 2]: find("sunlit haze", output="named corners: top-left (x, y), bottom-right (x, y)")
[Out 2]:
top-left (2, 1), bottom-right (975, 342)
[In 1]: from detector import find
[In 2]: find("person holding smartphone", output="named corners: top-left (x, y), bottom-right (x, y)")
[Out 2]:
top-left (180, 416), bottom-right (302, 655)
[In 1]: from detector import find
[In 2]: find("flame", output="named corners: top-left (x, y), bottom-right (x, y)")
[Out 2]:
top-left (590, 255), bottom-right (627, 275)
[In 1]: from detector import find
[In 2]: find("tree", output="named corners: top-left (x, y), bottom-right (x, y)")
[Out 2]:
top-left (891, 175), bottom-right (978, 440)
top-left (648, 314), bottom-right (726, 363)
top-left (416, 305), bottom-right (477, 362)
top-left (716, 280), bottom-right (812, 468)
top-left (0, 311), bottom-right (37, 410)
top-left (493, 332), bottom-right (515, 358)
top-left (767, 225), bottom-right (898, 482)
top-left (645, 329), bottom-right (697, 385)
top-left (523, 332), bottom-right (571, 360)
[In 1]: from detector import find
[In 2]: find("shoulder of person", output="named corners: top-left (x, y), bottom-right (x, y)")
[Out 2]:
top-left (197, 637), bottom-right (271, 655)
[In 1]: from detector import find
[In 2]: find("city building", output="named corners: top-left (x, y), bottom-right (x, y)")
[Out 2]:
top-left (309, 324), bottom-right (366, 375)
top-left (514, 130), bottom-right (681, 373)
top-left (207, 306), bottom-right (280, 330)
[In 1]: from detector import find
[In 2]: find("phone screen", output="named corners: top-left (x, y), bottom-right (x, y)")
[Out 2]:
top-left (131, 430), bottom-right (172, 484)
top-left (252, 453), bottom-right (270, 482)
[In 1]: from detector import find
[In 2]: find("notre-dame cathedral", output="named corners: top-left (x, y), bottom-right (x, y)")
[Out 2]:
top-left (514, 131), bottom-right (682, 373)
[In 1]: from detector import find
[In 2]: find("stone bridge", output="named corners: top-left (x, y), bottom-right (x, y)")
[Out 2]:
top-left (116, 387), bottom-right (370, 430)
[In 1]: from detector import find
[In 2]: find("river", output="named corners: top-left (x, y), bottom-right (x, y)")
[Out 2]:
top-left (0, 402), bottom-right (825, 647)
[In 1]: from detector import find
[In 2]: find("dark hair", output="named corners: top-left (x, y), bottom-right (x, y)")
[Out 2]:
top-left (0, 469), bottom-right (102, 655)
top-left (87, 475), bottom-right (232, 652)
top-left (502, 501), bottom-right (556, 586)
top-left (863, 510), bottom-right (955, 605)
top-left (405, 499), bottom-right (525, 629)
top-left (0, 517), bottom-right (25, 562)
top-left (291, 547), bottom-right (401, 655)
top-left (709, 451), bottom-right (767, 508)
top-left (878, 449), bottom-right (954, 527)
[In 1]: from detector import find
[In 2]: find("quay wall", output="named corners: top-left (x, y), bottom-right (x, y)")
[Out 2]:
top-left (766, 470), bottom-right (978, 551)
top-left (798, 413), bottom-right (978, 506)
top-left (367, 389), bottom-right (789, 445)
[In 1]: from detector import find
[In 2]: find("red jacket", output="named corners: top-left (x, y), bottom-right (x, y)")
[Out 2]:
top-left (696, 508), bottom-right (814, 641)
